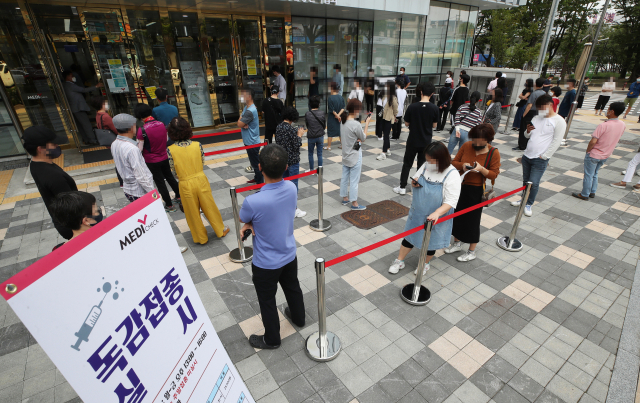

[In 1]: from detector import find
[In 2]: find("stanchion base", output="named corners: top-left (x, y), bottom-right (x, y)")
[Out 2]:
top-left (309, 219), bottom-right (332, 232)
top-left (305, 331), bottom-right (341, 362)
top-left (400, 284), bottom-right (431, 306)
top-left (229, 247), bottom-right (253, 263)
top-left (496, 236), bottom-right (523, 252)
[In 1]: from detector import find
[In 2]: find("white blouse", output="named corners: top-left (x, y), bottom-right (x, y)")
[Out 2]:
top-left (412, 164), bottom-right (461, 209)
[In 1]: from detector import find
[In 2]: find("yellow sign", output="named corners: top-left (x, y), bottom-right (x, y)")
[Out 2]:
top-left (247, 59), bottom-right (257, 76)
top-left (216, 60), bottom-right (228, 77)
top-left (146, 86), bottom-right (157, 99)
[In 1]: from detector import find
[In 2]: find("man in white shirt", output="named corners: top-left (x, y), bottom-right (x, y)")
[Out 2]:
top-left (392, 78), bottom-right (408, 140)
top-left (511, 94), bottom-right (566, 217)
top-left (271, 65), bottom-right (287, 103)
top-left (487, 72), bottom-right (502, 92)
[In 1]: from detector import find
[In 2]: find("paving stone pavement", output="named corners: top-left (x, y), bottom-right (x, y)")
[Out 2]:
top-left (1, 118), bottom-right (640, 403)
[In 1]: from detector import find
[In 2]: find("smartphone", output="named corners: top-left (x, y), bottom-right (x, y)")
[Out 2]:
top-left (241, 229), bottom-right (252, 242)
top-left (411, 178), bottom-right (422, 188)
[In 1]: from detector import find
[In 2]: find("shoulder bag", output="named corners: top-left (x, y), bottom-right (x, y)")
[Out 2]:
top-left (309, 111), bottom-right (326, 138)
top-left (481, 146), bottom-right (497, 206)
top-left (94, 114), bottom-right (117, 146)
top-left (140, 125), bottom-right (151, 152)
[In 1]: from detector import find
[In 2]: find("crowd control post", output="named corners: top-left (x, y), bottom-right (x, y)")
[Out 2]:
top-left (306, 258), bottom-right (341, 362)
top-left (228, 187), bottom-right (253, 263)
top-left (309, 166), bottom-right (331, 232)
top-left (401, 220), bottom-right (433, 306)
top-left (501, 105), bottom-right (514, 134)
top-left (497, 182), bottom-right (532, 252)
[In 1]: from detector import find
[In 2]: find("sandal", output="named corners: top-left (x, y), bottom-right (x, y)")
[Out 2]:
top-left (249, 334), bottom-right (280, 349)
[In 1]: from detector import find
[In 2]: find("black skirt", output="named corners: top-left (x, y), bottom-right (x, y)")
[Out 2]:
top-left (452, 184), bottom-right (484, 244)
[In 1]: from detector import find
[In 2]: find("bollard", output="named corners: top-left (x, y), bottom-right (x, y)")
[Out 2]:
top-left (306, 258), bottom-right (341, 362)
top-left (228, 187), bottom-right (253, 263)
top-left (501, 105), bottom-right (513, 134)
top-left (497, 182), bottom-right (532, 252)
top-left (400, 220), bottom-right (433, 306)
top-left (309, 166), bottom-right (332, 232)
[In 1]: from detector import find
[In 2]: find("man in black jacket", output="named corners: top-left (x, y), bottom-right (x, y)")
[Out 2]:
top-left (261, 85), bottom-right (283, 143)
top-left (436, 83), bottom-right (452, 131)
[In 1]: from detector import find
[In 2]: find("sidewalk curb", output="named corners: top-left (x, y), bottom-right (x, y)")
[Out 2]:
top-left (607, 256), bottom-right (640, 403)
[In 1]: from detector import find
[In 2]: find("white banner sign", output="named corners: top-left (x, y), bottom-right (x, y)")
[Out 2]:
top-left (179, 61), bottom-right (214, 128)
top-left (1, 192), bottom-right (253, 403)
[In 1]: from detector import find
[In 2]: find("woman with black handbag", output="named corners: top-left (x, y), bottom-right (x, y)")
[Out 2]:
top-left (512, 79), bottom-right (533, 131)
top-left (445, 123), bottom-right (501, 262)
top-left (91, 96), bottom-right (122, 187)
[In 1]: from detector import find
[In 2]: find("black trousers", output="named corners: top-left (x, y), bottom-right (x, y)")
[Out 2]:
top-left (146, 159), bottom-right (180, 207)
top-left (438, 107), bottom-right (449, 130)
top-left (246, 146), bottom-right (264, 183)
top-left (382, 119), bottom-right (392, 152)
top-left (365, 94), bottom-right (374, 113)
top-left (392, 116), bottom-right (403, 139)
top-left (375, 105), bottom-right (383, 138)
top-left (518, 111), bottom-right (536, 150)
top-left (252, 257), bottom-right (305, 345)
top-left (265, 127), bottom-right (276, 144)
top-left (400, 144), bottom-right (427, 189)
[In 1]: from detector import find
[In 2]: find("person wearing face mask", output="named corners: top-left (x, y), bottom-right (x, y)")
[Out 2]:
top-left (271, 65), bottom-right (287, 103)
top-left (62, 69), bottom-right (102, 146)
top-left (23, 125), bottom-right (78, 240)
top-left (238, 89), bottom-right (263, 184)
top-left (445, 123), bottom-right (500, 262)
top-left (622, 77), bottom-right (640, 119)
top-left (445, 71), bottom-right (454, 89)
top-left (513, 77), bottom-right (546, 151)
top-left (557, 79), bottom-right (576, 119)
top-left (510, 95), bottom-right (566, 217)
top-left (49, 191), bottom-right (102, 251)
top-left (90, 95), bottom-right (123, 188)
top-left (261, 84), bottom-right (283, 144)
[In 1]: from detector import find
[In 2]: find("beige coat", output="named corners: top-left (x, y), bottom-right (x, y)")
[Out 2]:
top-left (382, 96), bottom-right (398, 122)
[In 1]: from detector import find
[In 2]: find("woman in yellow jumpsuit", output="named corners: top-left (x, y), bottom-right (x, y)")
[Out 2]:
top-left (167, 117), bottom-right (230, 244)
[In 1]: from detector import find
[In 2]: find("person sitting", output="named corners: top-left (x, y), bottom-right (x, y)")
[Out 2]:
top-left (49, 191), bottom-right (102, 250)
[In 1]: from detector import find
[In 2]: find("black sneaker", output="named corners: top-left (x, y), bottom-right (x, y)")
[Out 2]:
top-left (249, 334), bottom-right (280, 349)
top-left (284, 307), bottom-right (305, 327)
top-left (512, 147), bottom-right (522, 151)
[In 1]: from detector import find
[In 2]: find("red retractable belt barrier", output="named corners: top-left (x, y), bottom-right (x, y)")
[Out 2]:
top-left (203, 141), bottom-right (267, 157)
top-left (193, 128), bottom-right (242, 139)
top-left (235, 169), bottom-right (319, 193)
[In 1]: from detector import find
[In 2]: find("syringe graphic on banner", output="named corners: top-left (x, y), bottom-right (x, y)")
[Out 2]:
top-left (71, 279), bottom-right (123, 351)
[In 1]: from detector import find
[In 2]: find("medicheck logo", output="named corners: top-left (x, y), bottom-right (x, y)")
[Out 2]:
top-left (119, 214), bottom-right (159, 250)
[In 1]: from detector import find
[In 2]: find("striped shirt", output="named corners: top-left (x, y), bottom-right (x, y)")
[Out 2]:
top-left (454, 104), bottom-right (483, 131)
top-left (111, 135), bottom-right (155, 197)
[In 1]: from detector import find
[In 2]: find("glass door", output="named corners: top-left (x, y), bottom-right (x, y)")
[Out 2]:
top-left (0, 78), bottom-right (25, 158)
top-left (235, 17), bottom-right (264, 111)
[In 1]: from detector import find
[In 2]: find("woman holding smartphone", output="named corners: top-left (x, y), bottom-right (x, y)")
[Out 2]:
top-left (388, 142), bottom-right (461, 276)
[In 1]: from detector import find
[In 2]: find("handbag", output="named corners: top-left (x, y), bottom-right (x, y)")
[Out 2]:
top-left (94, 114), bottom-right (117, 146)
top-left (140, 125), bottom-right (151, 152)
top-left (308, 111), bottom-right (326, 138)
top-left (481, 146), bottom-right (496, 206)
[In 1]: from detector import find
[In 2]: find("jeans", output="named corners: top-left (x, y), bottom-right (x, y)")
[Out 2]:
top-left (582, 153), bottom-right (607, 197)
top-left (400, 144), bottom-right (427, 189)
top-left (447, 128), bottom-right (469, 154)
top-left (521, 155), bottom-right (549, 206)
top-left (340, 153), bottom-right (362, 202)
top-left (283, 162), bottom-right (300, 191)
top-left (246, 146), bottom-right (263, 183)
top-left (308, 136), bottom-right (324, 170)
top-left (146, 159), bottom-right (180, 207)
top-left (382, 119), bottom-right (392, 152)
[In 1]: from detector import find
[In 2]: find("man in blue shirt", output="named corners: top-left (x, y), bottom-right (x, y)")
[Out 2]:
top-left (237, 88), bottom-right (263, 184)
top-left (558, 78), bottom-right (577, 118)
top-left (623, 77), bottom-right (640, 119)
top-left (151, 88), bottom-right (179, 126)
top-left (239, 144), bottom-right (305, 349)
top-left (396, 67), bottom-right (411, 90)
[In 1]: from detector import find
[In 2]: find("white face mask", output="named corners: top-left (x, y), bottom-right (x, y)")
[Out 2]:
top-left (71, 77), bottom-right (77, 82)
top-left (240, 96), bottom-right (245, 104)
top-left (538, 108), bottom-right (549, 118)
top-left (446, 74), bottom-right (450, 78)
top-left (565, 85), bottom-right (569, 89)
top-left (426, 162), bottom-right (438, 172)
top-left (104, 103), bottom-right (109, 110)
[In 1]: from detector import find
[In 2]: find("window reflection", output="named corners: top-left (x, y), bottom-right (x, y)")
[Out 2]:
top-left (372, 18), bottom-right (400, 77)
top-left (398, 15), bottom-right (426, 76)
top-left (443, 4), bottom-right (470, 73)
top-left (422, 2), bottom-right (450, 76)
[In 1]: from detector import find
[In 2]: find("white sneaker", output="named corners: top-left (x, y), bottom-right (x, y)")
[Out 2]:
top-left (457, 250), bottom-right (476, 262)
top-left (180, 246), bottom-right (188, 253)
top-left (377, 136), bottom-right (383, 141)
top-left (524, 205), bottom-right (532, 217)
top-left (510, 199), bottom-right (522, 207)
top-left (376, 153), bottom-right (386, 161)
top-left (621, 170), bottom-right (640, 176)
top-left (388, 259), bottom-right (405, 274)
top-left (444, 241), bottom-right (462, 254)
top-left (414, 263), bottom-right (430, 276)
top-left (386, 150), bottom-right (391, 156)
top-left (393, 186), bottom-right (406, 195)
top-left (295, 208), bottom-right (307, 218)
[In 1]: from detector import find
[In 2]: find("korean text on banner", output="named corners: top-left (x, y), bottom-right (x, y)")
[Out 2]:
top-left (216, 60), bottom-right (228, 77)
top-left (0, 192), bottom-right (254, 403)
top-left (107, 59), bottom-right (129, 93)
top-left (246, 59), bottom-right (257, 76)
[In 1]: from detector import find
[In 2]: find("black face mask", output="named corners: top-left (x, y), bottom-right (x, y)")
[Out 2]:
top-left (46, 145), bottom-right (62, 159)
top-left (472, 144), bottom-right (486, 151)
top-left (89, 210), bottom-right (103, 227)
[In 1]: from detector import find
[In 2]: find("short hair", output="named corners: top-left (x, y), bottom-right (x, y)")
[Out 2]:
top-left (309, 95), bottom-right (321, 109)
top-left (134, 103), bottom-right (153, 119)
top-left (495, 72), bottom-right (502, 78)
top-left (168, 117), bottom-right (193, 141)
top-left (259, 144), bottom-right (288, 179)
top-left (551, 86), bottom-right (562, 97)
top-left (468, 123), bottom-right (495, 143)
top-left (330, 81), bottom-right (340, 91)
top-left (535, 94), bottom-right (553, 109)
top-left (423, 142), bottom-right (451, 173)
top-left (271, 65), bottom-right (280, 74)
top-left (447, 70), bottom-right (453, 76)
top-left (50, 191), bottom-right (96, 231)
top-left (493, 88), bottom-right (504, 104)
top-left (460, 70), bottom-right (467, 76)
top-left (609, 102), bottom-right (625, 116)
top-left (417, 81), bottom-right (435, 97)
top-left (567, 78), bottom-right (576, 85)
top-left (548, 74), bottom-right (554, 78)
top-left (460, 74), bottom-right (470, 85)
top-left (535, 77), bottom-right (545, 88)
top-left (497, 77), bottom-right (506, 89)
top-left (242, 88), bottom-right (255, 100)
top-left (155, 88), bottom-right (168, 101)
top-left (310, 66), bottom-right (318, 73)
top-left (334, 64), bottom-right (341, 70)
top-left (281, 106), bottom-right (299, 122)
top-left (400, 67), bottom-right (405, 72)
top-left (62, 70), bottom-right (73, 80)
top-left (89, 95), bottom-right (106, 111)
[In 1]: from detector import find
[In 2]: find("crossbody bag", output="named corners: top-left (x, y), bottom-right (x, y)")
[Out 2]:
top-left (481, 146), bottom-right (496, 206)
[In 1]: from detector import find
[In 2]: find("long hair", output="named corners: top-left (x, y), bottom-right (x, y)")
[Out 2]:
top-left (469, 91), bottom-right (481, 111)
top-left (386, 81), bottom-right (396, 104)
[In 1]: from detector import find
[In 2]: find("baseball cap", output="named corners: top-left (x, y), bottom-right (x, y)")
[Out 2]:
top-left (445, 77), bottom-right (453, 84)
top-left (112, 113), bottom-right (137, 131)
top-left (22, 125), bottom-right (57, 149)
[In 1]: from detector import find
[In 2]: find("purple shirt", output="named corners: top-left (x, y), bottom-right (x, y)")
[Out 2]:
top-left (136, 119), bottom-right (169, 163)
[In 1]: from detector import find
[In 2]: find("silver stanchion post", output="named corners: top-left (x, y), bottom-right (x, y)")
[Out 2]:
top-left (400, 220), bottom-right (433, 306)
top-left (501, 105), bottom-right (513, 134)
top-left (497, 182), bottom-right (532, 252)
top-left (306, 258), bottom-right (341, 362)
top-left (561, 101), bottom-right (578, 146)
top-left (228, 187), bottom-right (253, 263)
top-left (309, 166), bottom-right (331, 232)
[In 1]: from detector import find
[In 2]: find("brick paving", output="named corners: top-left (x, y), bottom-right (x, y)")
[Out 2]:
top-left (1, 118), bottom-right (640, 403)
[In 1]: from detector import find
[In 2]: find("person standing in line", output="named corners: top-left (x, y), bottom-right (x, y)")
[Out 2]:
top-left (445, 123), bottom-right (501, 262)
top-left (594, 81), bottom-right (614, 116)
top-left (90, 95), bottom-right (123, 188)
top-left (305, 95), bottom-right (325, 172)
top-left (514, 77), bottom-right (546, 151)
top-left (49, 191), bottom-right (101, 251)
top-left (449, 74), bottom-right (470, 124)
top-left (275, 106), bottom-right (307, 218)
top-left (612, 148), bottom-right (640, 192)
top-left (326, 82), bottom-right (345, 151)
top-left (332, 64), bottom-right (344, 94)
top-left (348, 79), bottom-right (364, 103)
top-left (396, 67), bottom-right (411, 90)
top-left (23, 126), bottom-right (77, 240)
top-left (271, 65), bottom-right (287, 103)
top-left (262, 84), bottom-right (283, 144)
top-left (445, 71), bottom-right (454, 89)
top-left (62, 69), bottom-right (102, 145)
top-left (558, 79), bottom-right (576, 119)
top-left (375, 87), bottom-right (386, 141)
top-left (623, 77), bottom-right (640, 119)
top-left (364, 68), bottom-right (375, 114)
top-left (340, 99), bottom-right (371, 210)
top-left (239, 144), bottom-right (306, 350)
top-left (487, 72), bottom-right (502, 96)
top-left (377, 81), bottom-right (398, 161)
top-left (483, 88), bottom-right (503, 133)
top-left (134, 103), bottom-right (180, 213)
top-left (577, 77), bottom-right (590, 111)
top-left (393, 82), bottom-right (439, 195)
top-left (571, 102), bottom-right (626, 200)
top-left (448, 91), bottom-right (483, 154)
top-left (543, 74), bottom-right (554, 93)
top-left (388, 142), bottom-right (461, 276)
top-left (513, 79), bottom-right (533, 130)
top-left (152, 88), bottom-right (179, 126)
top-left (237, 89), bottom-right (264, 184)
top-left (110, 114), bottom-right (156, 203)
top-left (167, 117), bottom-right (230, 244)
top-left (510, 95), bottom-right (566, 217)
top-left (308, 66), bottom-right (319, 98)
top-left (550, 87), bottom-right (561, 112)
top-left (496, 77), bottom-right (508, 103)
top-left (436, 81), bottom-right (452, 132)
top-left (392, 78), bottom-right (407, 140)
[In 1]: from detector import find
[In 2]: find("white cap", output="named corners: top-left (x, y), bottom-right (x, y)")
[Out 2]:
top-left (445, 77), bottom-right (453, 83)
